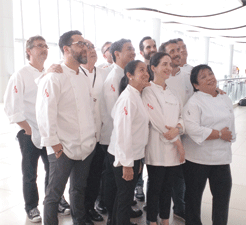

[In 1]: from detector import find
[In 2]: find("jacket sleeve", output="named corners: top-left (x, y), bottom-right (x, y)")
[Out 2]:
top-left (183, 101), bottom-right (212, 145)
top-left (142, 88), bottom-right (179, 143)
top-left (4, 72), bottom-right (26, 123)
top-left (36, 74), bottom-right (61, 147)
top-left (113, 98), bottom-right (136, 167)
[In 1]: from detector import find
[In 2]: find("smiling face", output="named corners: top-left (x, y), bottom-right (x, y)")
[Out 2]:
top-left (128, 62), bottom-right (150, 92)
top-left (193, 68), bottom-right (217, 94)
top-left (118, 42), bottom-right (136, 66)
top-left (27, 39), bottom-right (48, 62)
top-left (85, 39), bottom-right (97, 65)
top-left (177, 40), bottom-right (188, 62)
top-left (103, 43), bottom-right (113, 64)
top-left (141, 39), bottom-right (157, 60)
top-left (165, 43), bottom-right (181, 68)
top-left (151, 55), bottom-right (172, 81)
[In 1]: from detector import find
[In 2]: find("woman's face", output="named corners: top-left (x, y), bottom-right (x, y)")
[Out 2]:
top-left (152, 55), bottom-right (172, 80)
top-left (194, 68), bottom-right (217, 94)
top-left (129, 62), bottom-right (150, 90)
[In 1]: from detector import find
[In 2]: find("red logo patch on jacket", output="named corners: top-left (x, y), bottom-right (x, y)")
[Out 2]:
top-left (111, 84), bottom-right (115, 92)
top-left (124, 107), bottom-right (128, 115)
top-left (14, 86), bottom-right (18, 93)
top-left (147, 103), bottom-right (154, 110)
top-left (45, 89), bottom-right (49, 97)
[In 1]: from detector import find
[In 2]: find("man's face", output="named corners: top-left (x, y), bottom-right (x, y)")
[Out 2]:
top-left (177, 41), bottom-right (188, 61)
top-left (69, 35), bottom-right (88, 64)
top-left (28, 39), bottom-right (48, 62)
top-left (85, 39), bottom-right (97, 65)
top-left (141, 39), bottom-right (157, 60)
top-left (103, 43), bottom-right (113, 64)
top-left (118, 42), bottom-right (136, 66)
top-left (165, 43), bottom-right (181, 67)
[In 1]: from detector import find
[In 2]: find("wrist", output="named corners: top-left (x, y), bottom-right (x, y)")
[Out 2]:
top-left (218, 130), bottom-right (222, 139)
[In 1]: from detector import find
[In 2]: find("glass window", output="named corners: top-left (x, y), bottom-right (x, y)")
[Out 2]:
top-left (13, 0), bottom-right (22, 39)
top-left (44, 44), bottom-right (62, 69)
top-left (14, 41), bottom-right (25, 70)
top-left (22, 0), bottom-right (41, 39)
top-left (40, 0), bottom-right (59, 43)
top-left (58, 0), bottom-right (71, 36)
top-left (83, 4), bottom-right (95, 44)
top-left (71, 1), bottom-right (84, 33)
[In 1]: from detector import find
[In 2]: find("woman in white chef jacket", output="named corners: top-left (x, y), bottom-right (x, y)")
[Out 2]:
top-left (182, 64), bottom-right (236, 225)
top-left (142, 52), bottom-right (185, 225)
top-left (107, 60), bottom-right (150, 225)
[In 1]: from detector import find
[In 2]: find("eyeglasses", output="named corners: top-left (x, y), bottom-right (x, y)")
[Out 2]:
top-left (69, 41), bottom-right (90, 48)
top-left (32, 44), bottom-right (49, 49)
top-left (87, 44), bottom-right (96, 50)
top-left (103, 46), bottom-right (110, 54)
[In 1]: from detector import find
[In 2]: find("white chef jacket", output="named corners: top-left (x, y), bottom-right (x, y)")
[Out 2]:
top-left (97, 62), bottom-right (112, 69)
top-left (108, 85), bottom-right (149, 167)
top-left (100, 64), bottom-right (124, 145)
top-left (36, 63), bottom-right (96, 160)
top-left (182, 91), bottom-right (236, 165)
top-left (142, 82), bottom-right (184, 166)
top-left (80, 66), bottom-right (108, 141)
top-left (4, 64), bottom-right (45, 149)
top-left (166, 68), bottom-right (193, 107)
top-left (181, 64), bottom-right (193, 74)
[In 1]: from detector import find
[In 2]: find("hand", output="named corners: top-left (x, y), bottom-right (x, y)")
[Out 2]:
top-left (220, 127), bottom-right (232, 142)
top-left (216, 88), bottom-right (226, 95)
top-left (24, 126), bottom-right (32, 135)
top-left (163, 126), bottom-right (179, 140)
top-left (47, 64), bottom-right (63, 74)
top-left (122, 167), bottom-right (134, 181)
top-left (52, 143), bottom-right (63, 158)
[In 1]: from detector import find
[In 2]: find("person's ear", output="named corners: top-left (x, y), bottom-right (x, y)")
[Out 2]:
top-left (126, 72), bottom-right (134, 81)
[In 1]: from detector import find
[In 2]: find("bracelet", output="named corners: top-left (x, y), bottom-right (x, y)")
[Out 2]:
top-left (55, 149), bottom-right (63, 155)
top-left (218, 131), bottom-right (222, 139)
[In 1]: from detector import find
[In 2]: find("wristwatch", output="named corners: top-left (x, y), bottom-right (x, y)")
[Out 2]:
top-left (218, 131), bottom-right (222, 139)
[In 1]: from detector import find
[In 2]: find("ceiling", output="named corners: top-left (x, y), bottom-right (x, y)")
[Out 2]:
top-left (87, 0), bottom-right (246, 45)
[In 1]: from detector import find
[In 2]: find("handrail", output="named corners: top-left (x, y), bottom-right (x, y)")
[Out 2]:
top-left (217, 77), bottom-right (246, 82)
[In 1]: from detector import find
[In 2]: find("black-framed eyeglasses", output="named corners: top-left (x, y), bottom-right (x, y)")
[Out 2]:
top-left (69, 41), bottom-right (90, 48)
top-left (32, 44), bottom-right (49, 49)
top-left (103, 46), bottom-right (110, 54)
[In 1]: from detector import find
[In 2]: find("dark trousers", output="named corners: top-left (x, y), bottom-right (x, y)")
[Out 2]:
top-left (147, 165), bottom-right (179, 222)
top-left (44, 151), bottom-right (94, 225)
top-left (112, 155), bottom-right (141, 225)
top-left (85, 142), bottom-right (106, 211)
top-left (104, 150), bottom-right (117, 217)
top-left (183, 160), bottom-right (232, 225)
top-left (171, 165), bottom-right (185, 214)
top-left (16, 129), bottom-right (49, 213)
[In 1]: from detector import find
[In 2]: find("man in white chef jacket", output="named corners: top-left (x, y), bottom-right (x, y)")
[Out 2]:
top-left (36, 30), bottom-right (96, 225)
top-left (139, 36), bottom-right (157, 65)
top-left (4, 35), bottom-right (69, 223)
top-left (98, 41), bottom-right (113, 69)
top-left (176, 38), bottom-right (193, 74)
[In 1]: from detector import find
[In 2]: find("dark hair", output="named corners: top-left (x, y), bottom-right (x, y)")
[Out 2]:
top-left (175, 38), bottom-right (183, 42)
top-left (26, 35), bottom-right (46, 60)
top-left (101, 41), bottom-right (112, 54)
top-left (119, 60), bottom-right (142, 94)
top-left (149, 52), bottom-right (171, 79)
top-left (59, 30), bottom-right (82, 54)
top-left (139, 36), bottom-right (155, 52)
top-left (110, 39), bottom-right (131, 63)
top-left (158, 39), bottom-right (178, 53)
top-left (190, 64), bottom-right (213, 92)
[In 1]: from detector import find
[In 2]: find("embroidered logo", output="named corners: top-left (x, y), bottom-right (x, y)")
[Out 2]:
top-left (14, 86), bottom-right (18, 93)
top-left (147, 103), bottom-right (154, 110)
top-left (124, 107), bottom-right (128, 115)
top-left (45, 89), bottom-right (49, 97)
top-left (111, 84), bottom-right (115, 92)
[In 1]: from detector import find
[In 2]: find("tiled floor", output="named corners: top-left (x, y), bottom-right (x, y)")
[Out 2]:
top-left (0, 103), bottom-right (246, 225)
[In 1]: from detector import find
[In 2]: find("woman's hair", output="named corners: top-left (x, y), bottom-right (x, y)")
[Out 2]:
top-left (149, 52), bottom-right (171, 79)
top-left (190, 64), bottom-right (213, 92)
top-left (119, 60), bottom-right (142, 94)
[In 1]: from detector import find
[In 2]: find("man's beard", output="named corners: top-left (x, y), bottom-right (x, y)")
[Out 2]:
top-left (144, 51), bottom-right (156, 60)
top-left (71, 49), bottom-right (87, 64)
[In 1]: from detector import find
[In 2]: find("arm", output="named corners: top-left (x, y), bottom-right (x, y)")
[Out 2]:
top-left (36, 75), bottom-right (62, 151)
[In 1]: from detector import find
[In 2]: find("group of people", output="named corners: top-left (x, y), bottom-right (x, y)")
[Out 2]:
top-left (4, 29), bottom-right (236, 225)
